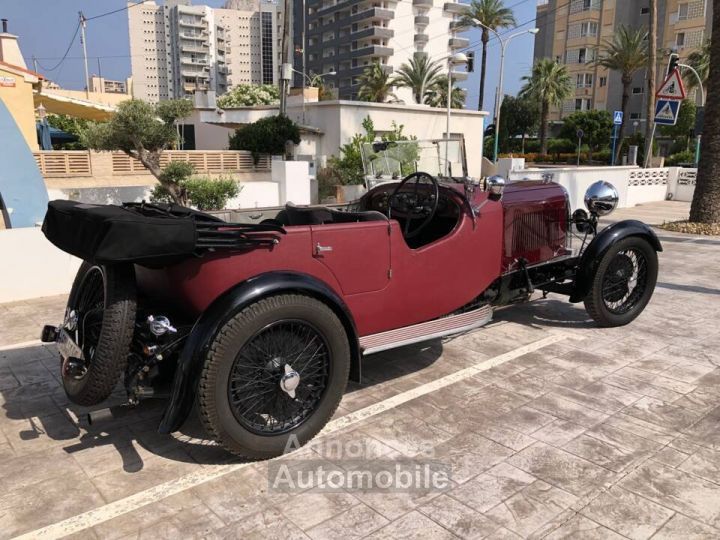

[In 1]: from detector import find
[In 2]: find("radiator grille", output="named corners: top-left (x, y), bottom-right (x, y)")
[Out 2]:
top-left (511, 208), bottom-right (566, 255)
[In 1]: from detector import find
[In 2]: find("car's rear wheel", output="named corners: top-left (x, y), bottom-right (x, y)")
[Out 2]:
top-left (62, 262), bottom-right (136, 406)
top-left (584, 236), bottom-right (658, 327)
top-left (198, 294), bottom-right (350, 459)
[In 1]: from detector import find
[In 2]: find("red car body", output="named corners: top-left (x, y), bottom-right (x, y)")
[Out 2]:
top-left (136, 181), bottom-right (567, 339)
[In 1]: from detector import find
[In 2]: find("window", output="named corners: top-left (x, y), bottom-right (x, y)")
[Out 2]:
top-left (576, 73), bottom-right (593, 88)
top-left (640, 7), bottom-right (649, 14)
top-left (599, 76), bottom-right (607, 87)
top-left (260, 12), bottom-right (273, 84)
top-left (632, 87), bottom-right (644, 94)
top-left (574, 98), bottom-right (591, 111)
top-left (630, 112), bottom-right (641, 119)
top-left (678, 3), bottom-right (689, 20)
top-left (581, 21), bottom-right (598, 37)
top-left (676, 32), bottom-right (685, 47)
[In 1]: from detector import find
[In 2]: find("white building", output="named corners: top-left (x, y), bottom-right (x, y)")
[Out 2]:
top-left (128, 0), bottom-right (283, 102)
top-left (293, 0), bottom-right (470, 102)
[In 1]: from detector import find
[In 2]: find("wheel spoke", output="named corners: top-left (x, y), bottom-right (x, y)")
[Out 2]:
top-left (227, 319), bottom-right (330, 435)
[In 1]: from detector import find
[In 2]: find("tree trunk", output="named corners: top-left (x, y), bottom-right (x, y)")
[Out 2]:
top-left (689, 5), bottom-right (720, 223)
top-left (615, 81), bottom-right (631, 164)
top-left (133, 149), bottom-right (185, 206)
top-left (540, 101), bottom-right (549, 155)
top-left (521, 133), bottom-right (526, 154)
top-left (478, 31), bottom-right (489, 111)
top-left (644, 0), bottom-right (657, 166)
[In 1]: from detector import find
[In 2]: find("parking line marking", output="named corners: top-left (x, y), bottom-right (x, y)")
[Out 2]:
top-left (0, 339), bottom-right (43, 352)
top-left (14, 332), bottom-right (567, 540)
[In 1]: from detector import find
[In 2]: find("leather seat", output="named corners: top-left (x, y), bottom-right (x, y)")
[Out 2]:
top-left (276, 203), bottom-right (387, 226)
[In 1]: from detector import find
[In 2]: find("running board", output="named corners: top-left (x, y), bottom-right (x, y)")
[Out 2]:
top-left (359, 305), bottom-right (493, 355)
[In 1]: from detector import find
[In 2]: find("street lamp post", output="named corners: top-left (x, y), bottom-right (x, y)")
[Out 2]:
top-left (290, 68), bottom-right (336, 124)
top-left (677, 62), bottom-right (705, 167)
top-left (446, 52), bottom-right (468, 177)
top-left (474, 24), bottom-right (539, 163)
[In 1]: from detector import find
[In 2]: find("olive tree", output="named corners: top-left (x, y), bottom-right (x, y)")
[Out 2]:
top-left (82, 99), bottom-right (193, 204)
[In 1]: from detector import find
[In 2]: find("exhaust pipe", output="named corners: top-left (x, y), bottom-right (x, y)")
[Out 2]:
top-left (82, 405), bottom-right (132, 428)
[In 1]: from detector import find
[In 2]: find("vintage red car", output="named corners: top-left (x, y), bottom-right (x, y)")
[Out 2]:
top-left (41, 140), bottom-right (660, 458)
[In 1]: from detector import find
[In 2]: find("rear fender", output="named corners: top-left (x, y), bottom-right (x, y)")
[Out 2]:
top-left (569, 219), bottom-right (662, 303)
top-left (158, 271), bottom-right (360, 434)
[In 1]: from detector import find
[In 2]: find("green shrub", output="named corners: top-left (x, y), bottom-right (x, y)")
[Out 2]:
top-left (666, 150), bottom-right (695, 166)
top-left (229, 115), bottom-right (301, 164)
top-left (152, 175), bottom-right (240, 210)
top-left (524, 140), bottom-right (541, 153)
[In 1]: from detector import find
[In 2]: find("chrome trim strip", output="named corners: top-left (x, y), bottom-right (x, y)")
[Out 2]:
top-left (360, 306), bottom-right (493, 355)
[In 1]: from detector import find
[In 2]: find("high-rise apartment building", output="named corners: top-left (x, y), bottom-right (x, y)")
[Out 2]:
top-left (128, 0), bottom-right (282, 102)
top-left (292, 0), bottom-right (471, 101)
top-left (533, 0), bottom-right (711, 124)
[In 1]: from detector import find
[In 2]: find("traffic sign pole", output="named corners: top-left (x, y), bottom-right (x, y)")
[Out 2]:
top-left (611, 124), bottom-right (617, 166)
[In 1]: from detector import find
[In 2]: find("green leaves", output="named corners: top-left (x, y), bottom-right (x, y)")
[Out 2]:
top-left (596, 26), bottom-right (649, 78)
top-left (520, 59), bottom-right (573, 108)
top-left (357, 63), bottom-right (396, 103)
top-left (559, 110), bottom-right (613, 153)
top-left (392, 55), bottom-right (443, 104)
top-left (228, 115), bottom-right (301, 163)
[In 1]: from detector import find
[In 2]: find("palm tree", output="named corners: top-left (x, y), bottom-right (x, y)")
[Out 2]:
top-left (596, 25), bottom-right (649, 163)
top-left (689, 11), bottom-right (720, 223)
top-left (685, 39), bottom-right (710, 92)
top-left (519, 59), bottom-right (572, 155)
top-left (392, 54), bottom-right (442, 104)
top-left (425, 75), bottom-right (466, 109)
top-left (357, 63), bottom-right (396, 103)
top-left (459, 0), bottom-right (516, 111)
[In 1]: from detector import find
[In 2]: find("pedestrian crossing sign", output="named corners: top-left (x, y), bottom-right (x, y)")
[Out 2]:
top-left (613, 111), bottom-right (623, 125)
top-left (654, 99), bottom-right (680, 125)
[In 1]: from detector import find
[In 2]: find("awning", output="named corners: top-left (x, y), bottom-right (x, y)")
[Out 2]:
top-left (33, 91), bottom-right (116, 121)
top-left (36, 122), bottom-right (79, 144)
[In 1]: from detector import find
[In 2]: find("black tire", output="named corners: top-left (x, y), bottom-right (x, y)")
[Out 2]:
top-left (584, 236), bottom-right (658, 327)
top-left (198, 294), bottom-right (350, 459)
top-left (62, 262), bottom-right (137, 406)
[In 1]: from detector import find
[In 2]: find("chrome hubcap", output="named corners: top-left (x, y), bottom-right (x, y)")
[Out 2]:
top-left (280, 364), bottom-right (301, 398)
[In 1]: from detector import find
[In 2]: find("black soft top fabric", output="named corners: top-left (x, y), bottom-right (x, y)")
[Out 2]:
top-left (42, 200), bottom-right (220, 266)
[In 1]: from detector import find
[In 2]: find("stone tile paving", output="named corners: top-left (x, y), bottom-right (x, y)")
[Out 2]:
top-left (1, 201), bottom-right (720, 538)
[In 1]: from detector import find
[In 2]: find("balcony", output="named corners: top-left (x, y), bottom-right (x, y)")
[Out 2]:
top-left (449, 20), bottom-right (470, 31)
top-left (414, 33), bottom-right (429, 45)
top-left (345, 64), bottom-right (393, 78)
top-left (179, 32), bottom-right (206, 41)
top-left (350, 7), bottom-right (394, 25)
top-left (414, 15), bottom-right (430, 27)
top-left (179, 18), bottom-right (205, 29)
top-left (444, 2), bottom-right (467, 14)
top-left (180, 43), bottom-right (210, 53)
top-left (352, 26), bottom-right (394, 40)
top-left (449, 37), bottom-right (469, 49)
top-left (413, 0), bottom-right (433, 7)
top-left (181, 69), bottom-right (210, 78)
top-left (352, 45), bottom-right (394, 59)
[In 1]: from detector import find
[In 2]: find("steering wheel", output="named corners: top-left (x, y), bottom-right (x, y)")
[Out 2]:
top-left (388, 172), bottom-right (440, 239)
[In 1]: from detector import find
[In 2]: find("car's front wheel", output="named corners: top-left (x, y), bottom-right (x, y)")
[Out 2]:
top-left (198, 294), bottom-right (350, 459)
top-left (584, 236), bottom-right (658, 327)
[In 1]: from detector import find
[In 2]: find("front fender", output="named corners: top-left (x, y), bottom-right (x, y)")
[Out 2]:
top-left (569, 219), bottom-right (662, 303)
top-left (157, 271), bottom-right (359, 434)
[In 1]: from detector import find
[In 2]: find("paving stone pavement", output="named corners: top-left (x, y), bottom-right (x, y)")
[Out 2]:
top-left (2, 201), bottom-right (720, 539)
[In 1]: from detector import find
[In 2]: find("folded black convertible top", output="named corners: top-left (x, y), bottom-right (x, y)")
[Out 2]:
top-left (42, 200), bottom-right (284, 266)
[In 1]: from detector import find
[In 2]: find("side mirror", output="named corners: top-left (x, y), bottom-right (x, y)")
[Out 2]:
top-left (584, 180), bottom-right (618, 216)
top-left (487, 175), bottom-right (506, 200)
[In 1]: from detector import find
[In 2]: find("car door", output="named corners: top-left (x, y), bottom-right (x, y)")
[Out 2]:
top-left (311, 221), bottom-right (391, 295)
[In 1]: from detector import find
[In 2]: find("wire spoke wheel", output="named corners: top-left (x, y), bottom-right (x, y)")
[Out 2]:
top-left (227, 320), bottom-right (330, 435)
top-left (70, 266), bottom-right (106, 379)
top-left (601, 248), bottom-right (648, 315)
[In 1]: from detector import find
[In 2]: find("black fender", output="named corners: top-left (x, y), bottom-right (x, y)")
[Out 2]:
top-left (569, 219), bottom-right (662, 303)
top-left (157, 271), bottom-right (360, 434)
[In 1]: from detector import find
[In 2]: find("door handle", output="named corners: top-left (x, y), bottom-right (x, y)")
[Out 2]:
top-left (315, 243), bottom-right (333, 255)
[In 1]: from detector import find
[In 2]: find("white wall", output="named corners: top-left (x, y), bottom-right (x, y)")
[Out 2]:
top-left (0, 228), bottom-right (81, 303)
top-left (202, 101), bottom-right (488, 179)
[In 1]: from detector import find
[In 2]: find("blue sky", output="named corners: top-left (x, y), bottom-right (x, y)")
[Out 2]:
top-left (3, 0), bottom-right (539, 114)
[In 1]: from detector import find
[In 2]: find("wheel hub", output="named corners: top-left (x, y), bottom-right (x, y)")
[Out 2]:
top-left (280, 364), bottom-right (300, 398)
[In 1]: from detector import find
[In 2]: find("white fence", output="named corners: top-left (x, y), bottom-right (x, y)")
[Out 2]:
top-left (504, 160), bottom-right (696, 211)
